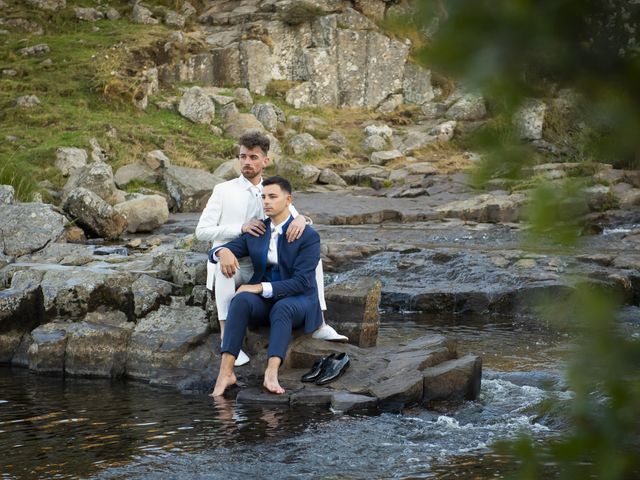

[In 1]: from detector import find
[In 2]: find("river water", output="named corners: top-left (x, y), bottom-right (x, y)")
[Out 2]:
top-left (0, 311), bottom-right (597, 480)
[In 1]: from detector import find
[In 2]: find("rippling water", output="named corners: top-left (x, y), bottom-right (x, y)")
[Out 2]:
top-left (0, 313), bottom-right (583, 479)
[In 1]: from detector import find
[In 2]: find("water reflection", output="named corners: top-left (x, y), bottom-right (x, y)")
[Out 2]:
top-left (0, 312), bottom-right (592, 479)
top-left (0, 369), bottom-right (333, 479)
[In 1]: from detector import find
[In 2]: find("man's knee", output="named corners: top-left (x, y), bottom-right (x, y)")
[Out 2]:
top-left (270, 298), bottom-right (302, 321)
top-left (230, 292), bottom-right (255, 309)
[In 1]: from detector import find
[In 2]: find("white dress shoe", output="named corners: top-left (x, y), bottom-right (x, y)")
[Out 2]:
top-left (235, 349), bottom-right (250, 367)
top-left (312, 324), bottom-right (349, 342)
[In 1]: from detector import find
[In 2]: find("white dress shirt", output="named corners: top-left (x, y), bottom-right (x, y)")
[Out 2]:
top-left (260, 215), bottom-right (291, 298)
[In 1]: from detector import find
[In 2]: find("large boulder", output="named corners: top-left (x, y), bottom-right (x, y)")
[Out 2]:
top-left (318, 168), bottom-right (347, 187)
top-left (152, 250), bottom-right (208, 287)
top-left (276, 159), bottom-right (321, 183)
top-left (114, 194), bottom-right (169, 233)
top-left (224, 113), bottom-right (264, 139)
top-left (164, 10), bottom-right (186, 28)
top-left (362, 134), bottom-right (388, 152)
top-left (423, 354), bottom-right (483, 402)
top-left (62, 162), bottom-right (123, 205)
top-left (213, 160), bottom-right (241, 180)
top-left (114, 162), bottom-right (160, 188)
top-left (446, 94), bottom-right (487, 121)
top-left (0, 284), bottom-right (44, 363)
top-left (63, 188), bottom-right (127, 239)
top-left (277, 333), bottom-right (477, 411)
top-left (515, 98), bottom-right (547, 140)
top-left (436, 193), bottom-right (526, 223)
top-left (403, 63), bottom-right (434, 105)
top-left (163, 166), bottom-right (223, 212)
top-left (65, 310), bottom-right (134, 377)
top-left (145, 150), bottom-right (171, 170)
top-left (370, 150), bottom-right (403, 166)
top-left (239, 40), bottom-right (272, 95)
top-left (28, 322), bottom-right (68, 373)
top-left (132, 4), bottom-right (159, 24)
top-left (178, 86), bottom-right (215, 124)
top-left (131, 274), bottom-right (175, 318)
top-left (324, 277), bottom-right (381, 347)
top-left (10, 267), bottom-right (135, 320)
top-left (250, 103), bottom-right (285, 132)
top-left (288, 133), bottom-right (323, 156)
top-left (55, 147), bottom-right (88, 176)
top-left (0, 203), bottom-right (67, 256)
top-left (125, 304), bottom-right (215, 383)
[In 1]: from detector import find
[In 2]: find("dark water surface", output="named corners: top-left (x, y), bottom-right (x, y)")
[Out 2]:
top-left (1, 314), bottom-right (581, 479)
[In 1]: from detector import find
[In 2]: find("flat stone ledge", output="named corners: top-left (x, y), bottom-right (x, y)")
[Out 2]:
top-left (232, 334), bottom-right (481, 413)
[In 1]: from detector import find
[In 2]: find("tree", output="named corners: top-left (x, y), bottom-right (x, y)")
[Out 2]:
top-left (415, 1), bottom-right (640, 477)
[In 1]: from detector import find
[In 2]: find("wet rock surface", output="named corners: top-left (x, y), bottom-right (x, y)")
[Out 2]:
top-left (3, 168), bottom-right (640, 410)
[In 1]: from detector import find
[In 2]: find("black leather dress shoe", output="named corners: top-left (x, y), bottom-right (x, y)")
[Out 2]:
top-left (315, 352), bottom-right (350, 385)
top-left (301, 354), bottom-right (335, 382)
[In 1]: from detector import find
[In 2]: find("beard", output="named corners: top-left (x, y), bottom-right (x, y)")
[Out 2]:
top-left (242, 168), bottom-right (260, 180)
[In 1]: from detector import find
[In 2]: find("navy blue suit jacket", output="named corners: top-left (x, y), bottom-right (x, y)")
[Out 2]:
top-left (208, 216), bottom-right (323, 333)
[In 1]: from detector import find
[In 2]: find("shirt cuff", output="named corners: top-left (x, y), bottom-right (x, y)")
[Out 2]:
top-left (210, 247), bottom-right (223, 263)
top-left (261, 282), bottom-right (273, 298)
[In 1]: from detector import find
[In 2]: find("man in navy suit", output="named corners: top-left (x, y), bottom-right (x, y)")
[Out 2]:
top-left (210, 176), bottom-right (323, 396)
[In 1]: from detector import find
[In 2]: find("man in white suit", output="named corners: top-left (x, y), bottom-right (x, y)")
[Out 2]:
top-left (196, 131), bottom-right (347, 366)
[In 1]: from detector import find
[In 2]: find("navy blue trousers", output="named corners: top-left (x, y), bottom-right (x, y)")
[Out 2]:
top-left (221, 292), bottom-right (306, 362)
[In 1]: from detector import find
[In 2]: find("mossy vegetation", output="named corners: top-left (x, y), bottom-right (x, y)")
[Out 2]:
top-left (0, 1), bottom-right (233, 201)
top-left (278, 2), bottom-right (325, 26)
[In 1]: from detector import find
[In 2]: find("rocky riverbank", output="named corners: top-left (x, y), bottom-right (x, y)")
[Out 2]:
top-left (3, 0), bottom-right (640, 412)
top-left (3, 168), bottom-right (640, 411)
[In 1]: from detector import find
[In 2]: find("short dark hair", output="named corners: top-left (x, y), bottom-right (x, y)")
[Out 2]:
top-left (262, 176), bottom-right (292, 195)
top-left (238, 130), bottom-right (270, 155)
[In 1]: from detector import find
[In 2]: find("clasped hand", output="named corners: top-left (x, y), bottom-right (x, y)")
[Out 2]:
top-left (241, 215), bottom-right (307, 242)
top-left (217, 248), bottom-right (239, 278)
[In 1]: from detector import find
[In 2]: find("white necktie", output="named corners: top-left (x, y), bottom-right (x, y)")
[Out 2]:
top-left (267, 225), bottom-right (279, 265)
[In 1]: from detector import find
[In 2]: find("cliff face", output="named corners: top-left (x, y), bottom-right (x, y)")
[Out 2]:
top-left (158, 1), bottom-right (433, 109)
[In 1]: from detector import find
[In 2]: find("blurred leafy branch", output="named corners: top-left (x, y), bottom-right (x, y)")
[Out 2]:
top-left (417, 0), bottom-right (640, 171)
top-left (413, 0), bottom-right (640, 477)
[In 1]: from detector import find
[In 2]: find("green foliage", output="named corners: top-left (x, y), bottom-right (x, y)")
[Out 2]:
top-left (265, 80), bottom-right (300, 99)
top-left (497, 286), bottom-right (640, 479)
top-left (465, 115), bottom-right (539, 186)
top-left (525, 180), bottom-right (588, 245)
top-left (0, 159), bottom-right (38, 202)
top-left (417, 1), bottom-right (640, 477)
top-left (417, 0), bottom-right (640, 168)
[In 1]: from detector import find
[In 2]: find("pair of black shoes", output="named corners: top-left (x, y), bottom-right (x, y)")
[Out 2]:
top-left (301, 352), bottom-right (350, 385)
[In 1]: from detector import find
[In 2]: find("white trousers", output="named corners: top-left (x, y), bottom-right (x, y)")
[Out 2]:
top-left (213, 259), bottom-right (327, 320)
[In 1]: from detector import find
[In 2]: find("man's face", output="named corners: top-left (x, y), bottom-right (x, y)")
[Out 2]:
top-left (262, 184), bottom-right (291, 219)
top-left (238, 145), bottom-right (269, 180)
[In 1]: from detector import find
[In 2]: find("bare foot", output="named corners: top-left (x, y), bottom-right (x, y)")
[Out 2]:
top-left (210, 371), bottom-right (237, 397)
top-left (263, 369), bottom-right (285, 395)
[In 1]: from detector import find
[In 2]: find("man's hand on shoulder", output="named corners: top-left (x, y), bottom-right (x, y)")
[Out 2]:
top-left (286, 215), bottom-right (308, 243)
top-left (241, 219), bottom-right (267, 237)
top-left (218, 248), bottom-right (240, 278)
top-left (236, 284), bottom-right (263, 295)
